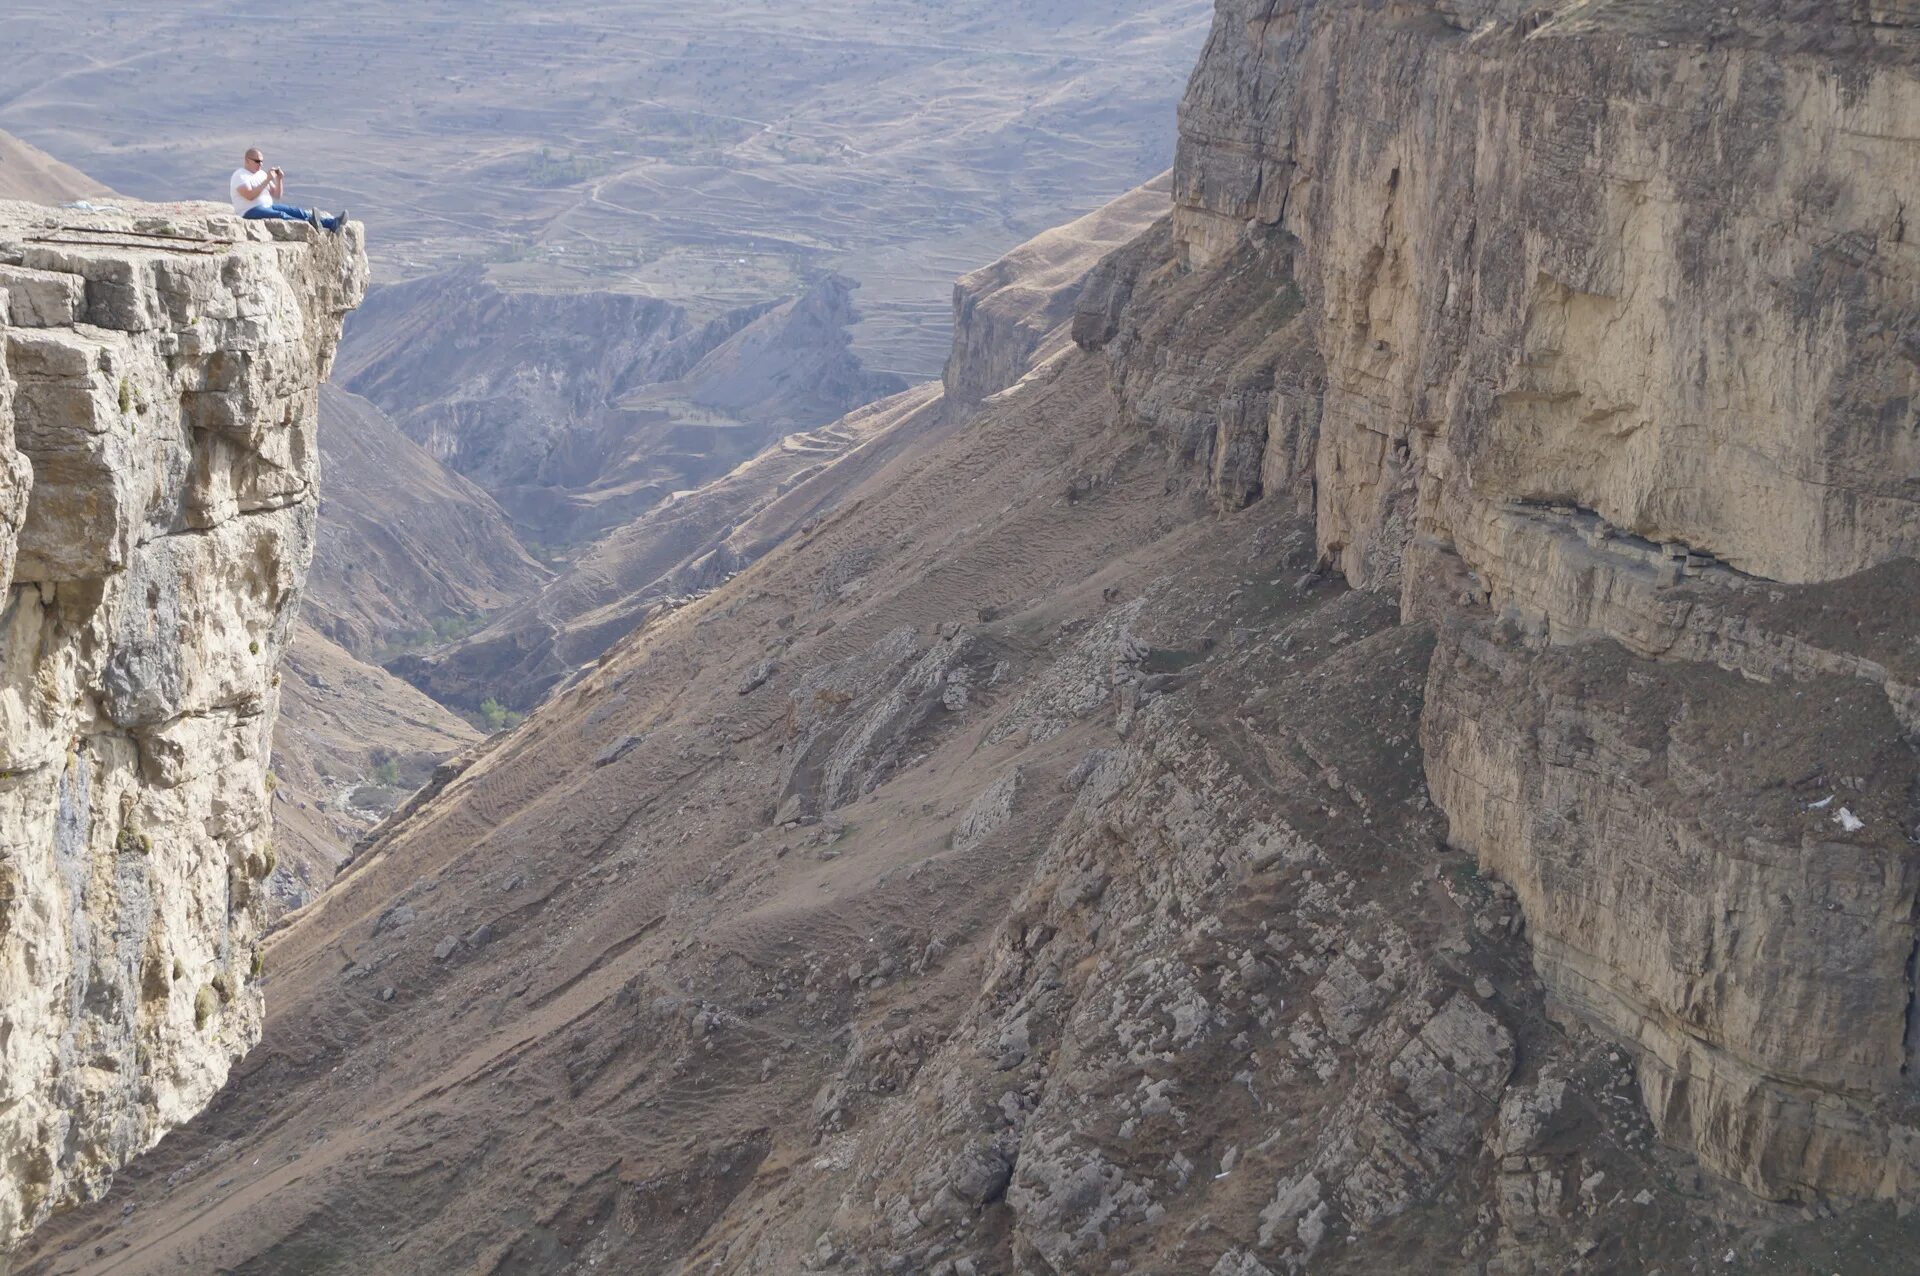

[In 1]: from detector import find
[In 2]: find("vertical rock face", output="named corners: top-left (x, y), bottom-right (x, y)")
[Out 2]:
top-left (0, 200), bottom-right (364, 1244)
top-left (1155, 0), bottom-right (1920, 1202)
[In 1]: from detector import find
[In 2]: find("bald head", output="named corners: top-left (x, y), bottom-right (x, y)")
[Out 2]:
top-left (243, 149), bottom-right (264, 170)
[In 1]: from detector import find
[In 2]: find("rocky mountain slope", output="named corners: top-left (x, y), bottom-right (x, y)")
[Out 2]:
top-left (0, 134), bottom-right (110, 205)
top-left (1164, 0), bottom-right (1920, 1201)
top-left (305, 384), bottom-right (548, 660)
top-left (9, 3), bottom-right (1920, 1274)
top-left (266, 627), bottom-right (480, 912)
top-left (0, 199), bottom-right (365, 1247)
top-left (256, 385), bottom-right (544, 905)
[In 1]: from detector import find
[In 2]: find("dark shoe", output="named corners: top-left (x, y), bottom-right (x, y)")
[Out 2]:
top-left (305, 208), bottom-right (322, 228)
top-left (329, 208), bottom-right (349, 232)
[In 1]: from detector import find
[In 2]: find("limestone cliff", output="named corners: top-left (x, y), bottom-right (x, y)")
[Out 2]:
top-left (0, 199), bottom-right (364, 1244)
top-left (1145, 0), bottom-right (1920, 1202)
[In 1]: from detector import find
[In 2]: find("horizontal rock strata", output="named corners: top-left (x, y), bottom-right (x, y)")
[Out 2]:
top-left (0, 199), bottom-right (364, 1244)
top-left (1153, 0), bottom-right (1920, 1201)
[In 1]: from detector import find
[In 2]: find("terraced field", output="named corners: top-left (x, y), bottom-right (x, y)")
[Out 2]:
top-left (0, 0), bottom-right (1210, 377)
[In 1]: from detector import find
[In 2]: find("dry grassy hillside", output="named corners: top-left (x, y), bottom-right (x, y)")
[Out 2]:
top-left (0, 129), bottom-right (111, 203)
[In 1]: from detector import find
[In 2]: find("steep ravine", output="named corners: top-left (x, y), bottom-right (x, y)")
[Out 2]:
top-left (8, 3), bottom-right (1920, 1274)
top-left (0, 200), bottom-right (365, 1247)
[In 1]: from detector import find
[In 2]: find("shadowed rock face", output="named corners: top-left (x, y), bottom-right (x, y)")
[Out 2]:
top-left (0, 199), bottom-right (364, 1245)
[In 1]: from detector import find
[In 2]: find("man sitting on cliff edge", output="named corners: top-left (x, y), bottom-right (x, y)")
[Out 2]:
top-left (229, 147), bottom-right (346, 231)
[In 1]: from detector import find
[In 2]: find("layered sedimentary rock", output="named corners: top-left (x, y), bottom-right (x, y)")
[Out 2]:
top-left (0, 199), bottom-right (364, 1244)
top-left (1154, 0), bottom-right (1920, 1201)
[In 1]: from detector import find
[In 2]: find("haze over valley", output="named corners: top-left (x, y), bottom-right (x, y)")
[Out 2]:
top-left (0, 0), bottom-right (1212, 378)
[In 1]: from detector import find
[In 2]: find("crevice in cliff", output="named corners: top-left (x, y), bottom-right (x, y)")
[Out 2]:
top-left (1498, 498), bottom-right (1773, 586)
top-left (1903, 914), bottom-right (1920, 1082)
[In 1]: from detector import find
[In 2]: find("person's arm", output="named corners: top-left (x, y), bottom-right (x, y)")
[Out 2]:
top-left (237, 173), bottom-right (273, 200)
top-left (269, 169), bottom-right (285, 198)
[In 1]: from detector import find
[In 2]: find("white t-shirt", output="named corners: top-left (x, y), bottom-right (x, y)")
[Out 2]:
top-left (230, 167), bottom-right (273, 214)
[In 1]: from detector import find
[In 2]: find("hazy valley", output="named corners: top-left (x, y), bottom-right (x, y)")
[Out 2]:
top-left (0, 0), bottom-right (1213, 378)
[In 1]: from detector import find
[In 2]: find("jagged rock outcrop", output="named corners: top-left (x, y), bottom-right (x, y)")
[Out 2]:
top-left (1141, 0), bottom-right (1920, 1202)
top-left (0, 199), bottom-right (364, 1245)
top-left (942, 176), bottom-right (1172, 417)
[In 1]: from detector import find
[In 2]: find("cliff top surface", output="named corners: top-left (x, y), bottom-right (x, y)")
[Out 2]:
top-left (0, 197), bottom-right (343, 246)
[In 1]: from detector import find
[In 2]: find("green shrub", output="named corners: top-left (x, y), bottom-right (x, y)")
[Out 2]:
top-left (477, 698), bottom-right (524, 732)
top-left (194, 985), bottom-right (218, 1029)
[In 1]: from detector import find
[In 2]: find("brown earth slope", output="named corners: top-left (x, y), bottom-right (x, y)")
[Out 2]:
top-left (11, 4), bottom-right (1920, 1274)
top-left (0, 129), bottom-right (111, 203)
top-left (267, 388), bottom-right (550, 914)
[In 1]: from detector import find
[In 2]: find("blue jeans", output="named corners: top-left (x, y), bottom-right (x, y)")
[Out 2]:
top-left (244, 203), bottom-right (340, 230)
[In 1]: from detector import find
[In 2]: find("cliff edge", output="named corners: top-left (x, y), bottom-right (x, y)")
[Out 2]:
top-left (0, 200), bottom-right (365, 1244)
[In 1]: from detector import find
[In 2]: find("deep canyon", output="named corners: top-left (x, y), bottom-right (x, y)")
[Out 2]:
top-left (2, 2), bottom-right (1919, 1274)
